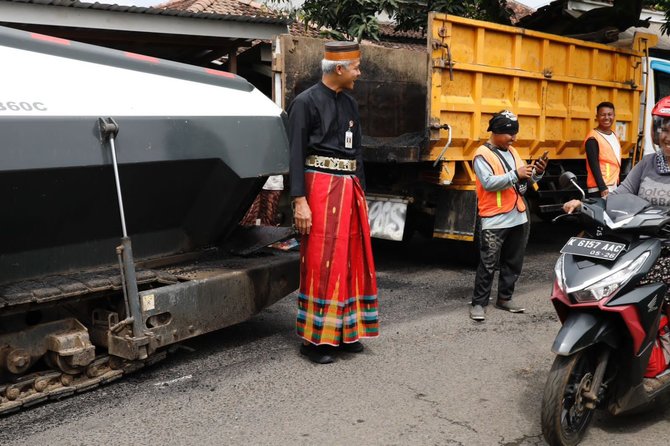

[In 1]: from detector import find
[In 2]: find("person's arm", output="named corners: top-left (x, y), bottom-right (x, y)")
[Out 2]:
top-left (353, 107), bottom-right (366, 190)
top-left (563, 199), bottom-right (582, 214)
top-left (474, 156), bottom-right (517, 191)
top-left (292, 196), bottom-right (312, 234)
top-left (530, 157), bottom-right (546, 184)
top-left (585, 138), bottom-right (607, 194)
top-left (286, 97), bottom-right (312, 234)
top-left (287, 98), bottom-right (310, 198)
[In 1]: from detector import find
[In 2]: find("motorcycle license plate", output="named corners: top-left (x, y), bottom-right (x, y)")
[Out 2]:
top-left (560, 237), bottom-right (626, 261)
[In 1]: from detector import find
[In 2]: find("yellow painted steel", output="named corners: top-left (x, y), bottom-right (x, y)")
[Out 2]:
top-left (432, 232), bottom-right (475, 241)
top-left (426, 13), bottom-right (657, 169)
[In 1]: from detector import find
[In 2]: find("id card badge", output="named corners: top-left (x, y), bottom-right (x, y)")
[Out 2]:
top-left (345, 120), bottom-right (354, 149)
top-left (345, 130), bottom-right (353, 149)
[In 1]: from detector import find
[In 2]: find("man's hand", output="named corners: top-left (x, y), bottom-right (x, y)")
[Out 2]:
top-left (563, 199), bottom-right (582, 214)
top-left (600, 189), bottom-right (609, 198)
top-left (293, 196), bottom-right (312, 235)
top-left (533, 158), bottom-right (547, 175)
top-left (516, 165), bottom-right (533, 180)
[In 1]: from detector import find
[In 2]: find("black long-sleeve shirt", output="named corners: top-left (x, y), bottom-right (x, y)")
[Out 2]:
top-left (286, 81), bottom-right (365, 197)
top-left (585, 138), bottom-right (607, 192)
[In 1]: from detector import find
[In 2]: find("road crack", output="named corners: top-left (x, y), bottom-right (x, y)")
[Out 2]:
top-left (406, 385), bottom-right (477, 434)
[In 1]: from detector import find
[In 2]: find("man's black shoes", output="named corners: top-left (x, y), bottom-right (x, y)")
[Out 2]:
top-left (300, 341), bottom-right (366, 363)
top-left (300, 343), bottom-right (334, 364)
top-left (339, 341), bottom-right (364, 353)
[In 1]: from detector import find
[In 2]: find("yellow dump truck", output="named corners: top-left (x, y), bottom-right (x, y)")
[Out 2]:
top-left (273, 13), bottom-right (666, 243)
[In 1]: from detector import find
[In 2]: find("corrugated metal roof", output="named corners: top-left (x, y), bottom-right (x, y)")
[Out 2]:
top-left (0, 0), bottom-right (289, 24)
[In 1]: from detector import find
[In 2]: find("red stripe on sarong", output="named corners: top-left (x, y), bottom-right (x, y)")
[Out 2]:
top-left (297, 171), bottom-right (379, 346)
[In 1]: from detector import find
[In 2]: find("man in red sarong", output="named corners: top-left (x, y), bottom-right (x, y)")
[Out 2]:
top-left (287, 41), bottom-right (379, 364)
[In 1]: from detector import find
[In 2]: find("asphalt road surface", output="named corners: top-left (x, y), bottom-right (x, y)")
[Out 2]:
top-left (2, 221), bottom-right (670, 446)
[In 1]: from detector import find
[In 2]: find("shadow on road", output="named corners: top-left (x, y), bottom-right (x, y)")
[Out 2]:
top-left (593, 393), bottom-right (670, 434)
top-left (372, 220), bottom-right (578, 271)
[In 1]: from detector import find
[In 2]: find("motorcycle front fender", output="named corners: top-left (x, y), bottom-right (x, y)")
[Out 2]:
top-left (552, 312), bottom-right (620, 356)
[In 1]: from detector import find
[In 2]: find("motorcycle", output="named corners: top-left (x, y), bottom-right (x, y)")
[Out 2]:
top-left (541, 172), bottom-right (670, 446)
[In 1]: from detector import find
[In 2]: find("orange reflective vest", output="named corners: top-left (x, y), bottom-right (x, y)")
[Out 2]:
top-left (584, 129), bottom-right (620, 189)
top-left (474, 145), bottom-right (527, 218)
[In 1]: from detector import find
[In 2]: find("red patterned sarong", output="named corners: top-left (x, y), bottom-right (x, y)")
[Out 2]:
top-left (297, 170), bottom-right (379, 346)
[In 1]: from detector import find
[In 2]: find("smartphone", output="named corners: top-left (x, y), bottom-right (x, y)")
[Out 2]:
top-left (531, 151), bottom-right (549, 176)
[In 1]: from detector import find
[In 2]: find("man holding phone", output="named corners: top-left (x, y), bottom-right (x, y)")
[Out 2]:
top-left (469, 110), bottom-right (547, 321)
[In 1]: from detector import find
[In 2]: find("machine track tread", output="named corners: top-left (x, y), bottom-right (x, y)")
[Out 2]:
top-left (0, 352), bottom-right (166, 416)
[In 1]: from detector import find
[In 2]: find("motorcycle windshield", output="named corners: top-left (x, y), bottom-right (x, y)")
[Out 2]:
top-left (605, 193), bottom-right (651, 222)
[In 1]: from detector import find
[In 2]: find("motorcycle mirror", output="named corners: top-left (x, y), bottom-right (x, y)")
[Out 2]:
top-left (559, 171), bottom-right (577, 189)
top-left (558, 171), bottom-right (586, 200)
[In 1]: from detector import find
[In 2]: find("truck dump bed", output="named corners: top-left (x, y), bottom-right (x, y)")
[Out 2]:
top-left (427, 14), bottom-right (657, 240)
top-left (428, 13), bottom-right (654, 182)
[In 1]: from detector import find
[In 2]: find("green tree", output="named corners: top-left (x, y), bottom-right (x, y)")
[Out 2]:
top-left (393, 0), bottom-right (512, 33)
top-left (650, 1), bottom-right (670, 34)
top-left (267, 0), bottom-right (512, 41)
top-left (266, 0), bottom-right (670, 41)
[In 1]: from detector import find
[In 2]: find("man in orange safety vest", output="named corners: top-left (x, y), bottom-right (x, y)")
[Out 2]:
top-left (585, 102), bottom-right (621, 198)
top-left (469, 110), bottom-right (547, 322)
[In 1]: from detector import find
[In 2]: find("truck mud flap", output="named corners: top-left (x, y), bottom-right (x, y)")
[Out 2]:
top-left (366, 194), bottom-right (409, 241)
top-left (552, 312), bottom-right (620, 355)
top-left (433, 188), bottom-right (477, 241)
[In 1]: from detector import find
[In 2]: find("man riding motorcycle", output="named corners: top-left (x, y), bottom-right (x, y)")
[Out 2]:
top-left (541, 96), bottom-right (670, 446)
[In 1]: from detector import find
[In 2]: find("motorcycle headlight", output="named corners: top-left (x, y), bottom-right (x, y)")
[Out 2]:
top-left (554, 254), bottom-right (566, 293)
top-left (570, 251), bottom-right (650, 303)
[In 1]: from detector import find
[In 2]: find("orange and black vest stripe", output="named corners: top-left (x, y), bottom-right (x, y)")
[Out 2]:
top-left (474, 145), bottom-right (527, 218)
top-left (584, 129), bottom-right (620, 189)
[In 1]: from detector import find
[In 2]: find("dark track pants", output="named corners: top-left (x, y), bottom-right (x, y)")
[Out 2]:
top-left (472, 222), bottom-right (529, 307)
